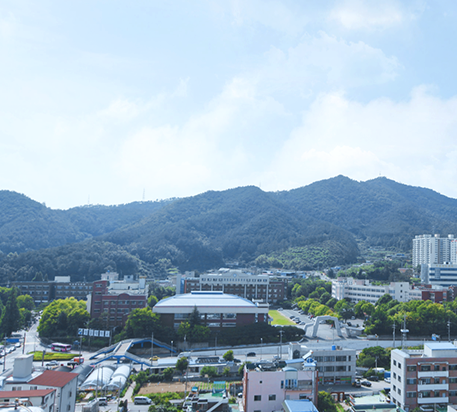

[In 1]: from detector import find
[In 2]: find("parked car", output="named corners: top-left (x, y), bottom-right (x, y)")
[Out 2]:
top-left (247, 352), bottom-right (256, 357)
top-left (384, 377), bottom-right (391, 383)
top-left (149, 356), bottom-right (159, 361)
top-left (367, 375), bottom-right (379, 381)
top-left (352, 380), bottom-right (361, 387)
top-left (45, 361), bottom-right (59, 368)
top-left (98, 397), bottom-right (108, 406)
top-left (361, 380), bottom-right (372, 387)
top-left (134, 397), bottom-right (152, 405)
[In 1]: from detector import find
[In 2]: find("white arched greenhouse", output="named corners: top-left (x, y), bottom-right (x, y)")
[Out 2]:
top-left (80, 366), bottom-right (115, 391)
top-left (105, 365), bottom-right (131, 391)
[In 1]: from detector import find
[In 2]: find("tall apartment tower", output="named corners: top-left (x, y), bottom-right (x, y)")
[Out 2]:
top-left (413, 234), bottom-right (455, 267)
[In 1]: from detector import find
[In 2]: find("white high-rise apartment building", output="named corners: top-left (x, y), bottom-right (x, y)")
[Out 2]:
top-left (412, 234), bottom-right (455, 267)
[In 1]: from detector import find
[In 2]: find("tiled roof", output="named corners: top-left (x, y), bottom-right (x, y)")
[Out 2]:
top-left (29, 370), bottom-right (77, 387)
top-left (0, 389), bottom-right (55, 398)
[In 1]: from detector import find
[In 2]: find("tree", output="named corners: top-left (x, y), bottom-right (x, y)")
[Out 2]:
top-left (1, 288), bottom-right (21, 336)
top-left (17, 295), bottom-right (35, 311)
top-left (318, 391), bottom-right (337, 412)
top-left (125, 307), bottom-right (161, 338)
top-left (176, 357), bottom-right (189, 373)
top-left (223, 350), bottom-right (234, 362)
top-left (148, 295), bottom-right (158, 308)
top-left (200, 366), bottom-right (217, 378)
top-left (189, 306), bottom-right (201, 328)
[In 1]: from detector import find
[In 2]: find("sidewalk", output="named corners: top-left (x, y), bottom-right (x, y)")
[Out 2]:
top-left (121, 382), bottom-right (136, 403)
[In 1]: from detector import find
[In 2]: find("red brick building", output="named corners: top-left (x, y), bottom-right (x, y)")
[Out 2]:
top-left (89, 277), bottom-right (148, 327)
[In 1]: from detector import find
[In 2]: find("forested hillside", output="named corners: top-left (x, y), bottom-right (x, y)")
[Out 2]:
top-left (0, 176), bottom-right (456, 282)
top-left (276, 175), bottom-right (457, 250)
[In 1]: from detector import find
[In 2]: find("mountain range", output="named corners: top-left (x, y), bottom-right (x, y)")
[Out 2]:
top-left (1, 175), bottom-right (456, 283)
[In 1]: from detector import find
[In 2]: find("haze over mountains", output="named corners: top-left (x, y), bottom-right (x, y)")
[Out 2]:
top-left (0, 175), bottom-right (456, 284)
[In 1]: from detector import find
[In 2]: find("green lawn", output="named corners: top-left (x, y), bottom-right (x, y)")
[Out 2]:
top-left (269, 310), bottom-right (295, 325)
top-left (29, 351), bottom-right (76, 361)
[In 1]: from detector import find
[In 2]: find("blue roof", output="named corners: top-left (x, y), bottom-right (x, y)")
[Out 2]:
top-left (283, 400), bottom-right (318, 412)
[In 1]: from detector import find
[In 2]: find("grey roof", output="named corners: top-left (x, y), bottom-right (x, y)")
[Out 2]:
top-left (154, 291), bottom-right (257, 309)
top-left (283, 400), bottom-right (318, 412)
top-left (425, 342), bottom-right (457, 350)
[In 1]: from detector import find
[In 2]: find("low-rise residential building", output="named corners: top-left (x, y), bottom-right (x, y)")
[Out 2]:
top-left (1, 355), bottom-right (77, 412)
top-left (0, 389), bottom-right (56, 412)
top-left (177, 269), bottom-right (288, 303)
top-left (242, 359), bottom-right (318, 412)
top-left (288, 343), bottom-right (356, 385)
top-left (390, 342), bottom-right (457, 411)
top-left (153, 291), bottom-right (269, 330)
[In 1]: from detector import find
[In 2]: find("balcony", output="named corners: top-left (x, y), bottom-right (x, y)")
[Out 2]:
top-left (417, 384), bottom-right (449, 391)
top-left (418, 371), bottom-right (449, 378)
top-left (418, 397), bottom-right (448, 404)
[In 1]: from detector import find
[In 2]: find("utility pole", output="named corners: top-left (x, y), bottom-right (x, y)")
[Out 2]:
top-left (279, 330), bottom-right (284, 359)
top-left (151, 333), bottom-right (154, 360)
top-left (392, 322), bottom-right (396, 348)
top-left (401, 314), bottom-right (409, 350)
top-left (448, 320), bottom-right (451, 342)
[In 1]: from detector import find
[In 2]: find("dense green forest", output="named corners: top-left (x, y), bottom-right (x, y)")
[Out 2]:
top-left (0, 176), bottom-right (457, 282)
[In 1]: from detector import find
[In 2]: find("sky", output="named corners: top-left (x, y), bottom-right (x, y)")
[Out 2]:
top-left (2, 0), bottom-right (457, 210)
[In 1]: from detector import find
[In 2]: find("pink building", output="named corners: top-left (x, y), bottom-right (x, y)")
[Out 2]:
top-left (242, 360), bottom-right (318, 412)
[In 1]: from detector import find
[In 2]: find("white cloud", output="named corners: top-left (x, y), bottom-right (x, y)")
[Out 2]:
top-left (266, 87), bottom-right (457, 198)
top-left (255, 32), bottom-right (401, 94)
top-left (329, 0), bottom-right (424, 31)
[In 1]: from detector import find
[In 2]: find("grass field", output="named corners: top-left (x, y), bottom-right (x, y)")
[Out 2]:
top-left (29, 351), bottom-right (76, 361)
top-left (269, 310), bottom-right (295, 325)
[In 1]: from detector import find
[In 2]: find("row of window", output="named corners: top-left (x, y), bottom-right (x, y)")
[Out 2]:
top-left (94, 300), bottom-right (145, 305)
top-left (316, 366), bottom-right (350, 372)
top-left (313, 356), bottom-right (351, 362)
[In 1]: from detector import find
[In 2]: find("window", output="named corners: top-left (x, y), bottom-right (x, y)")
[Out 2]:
top-left (450, 391), bottom-right (457, 396)
top-left (398, 363), bottom-right (402, 369)
top-left (398, 376), bottom-right (401, 382)
top-left (393, 372), bottom-right (397, 379)
top-left (450, 378), bottom-right (457, 384)
top-left (435, 365), bottom-right (440, 371)
top-left (254, 395), bottom-right (261, 401)
top-left (407, 378), bottom-right (417, 385)
top-left (421, 365), bottom-right (431, 371)
top-left (336, 356), bottom-right (346, 362)
top-left (325, 366), bottom-right (334, 372)
top-left (393, 360), bottom-right (397, 366)
top-left (450, 365), bottom-right (457, 370)
top-left (269, 395), bottom-right (276, 401)
top-left (30, 386), bottom-right (37, 390)
top-left (407, 365), bottom-right (417, 371)
top-left (407, 392), bottom-right (416, 398)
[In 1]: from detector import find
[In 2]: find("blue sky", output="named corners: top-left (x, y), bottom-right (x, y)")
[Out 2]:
top-left (1, 0), bottom-right (457, 209)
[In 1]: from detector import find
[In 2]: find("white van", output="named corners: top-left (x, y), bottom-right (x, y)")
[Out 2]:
top-left (134, 396), bottom-right (152, 405)
top-left (98, 398), bottom-right (107, 406)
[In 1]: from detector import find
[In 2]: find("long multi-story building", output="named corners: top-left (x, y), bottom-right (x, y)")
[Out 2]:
top-left (13, 276), bottom-right (93, 304)
top-left (413, 234), bottom-right (456, 267)
top-left (88, 273), bottom-right (148, 327)
top-left (421, 263), bottom-right (457, 287)
top-left (332, 277), bottom-right (453, 304)
top-left (391, 342), bottom-right (457, 411)
top-left (177, 270), bottom-right (288, 303)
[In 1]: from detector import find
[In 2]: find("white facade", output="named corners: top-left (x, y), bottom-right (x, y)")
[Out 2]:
top-left (331, 278), bottom-right (413, 304)
top-left (421, 263), bottom-right (457, 286)
top-left (242, 361), bottom-right (318, 412)
top-left (413, 234), bottom-right (456, 267)
top-left (289, 343), bottom-right (356, 385)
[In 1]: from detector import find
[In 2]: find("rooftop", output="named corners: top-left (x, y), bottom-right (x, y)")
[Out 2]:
top-left (29, 370), bottom-right (77, 387)
top-left (283, 400), bottom-right (318, 412)
top-left (0, 389), bottom-right (55, 398)
top-left (154, 292), bottom-right (264, 310)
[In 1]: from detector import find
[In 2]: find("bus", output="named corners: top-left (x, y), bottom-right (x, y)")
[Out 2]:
top-left (51, 343), bottom-right (72, 352)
